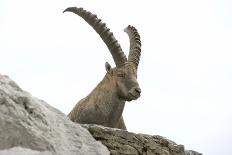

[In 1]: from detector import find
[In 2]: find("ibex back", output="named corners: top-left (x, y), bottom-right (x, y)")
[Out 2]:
top-left (64, 7), bottom-right (142, 130)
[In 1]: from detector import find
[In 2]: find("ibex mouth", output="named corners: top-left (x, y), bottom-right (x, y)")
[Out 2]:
top-left (127, 92), bottom-right (140, 101)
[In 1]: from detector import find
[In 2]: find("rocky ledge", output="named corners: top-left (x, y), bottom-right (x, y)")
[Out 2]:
top-left (0, 74), bottom-right (201, 155)
top-left (82, 124), bottom-right (202, 155)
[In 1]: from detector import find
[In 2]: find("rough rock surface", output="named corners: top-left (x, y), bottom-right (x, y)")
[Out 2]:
top-left (0, 147), bottom-right (51, 155)
top-left (0, 74), bottom-right (109, 155)
top-left (82, 124), bottom-right (202, 155)
top-left (0, 73), bottom-right (201, 155)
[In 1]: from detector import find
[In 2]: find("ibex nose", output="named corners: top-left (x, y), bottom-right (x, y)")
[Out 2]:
top-left (134, 87), bottom-right (141, 94)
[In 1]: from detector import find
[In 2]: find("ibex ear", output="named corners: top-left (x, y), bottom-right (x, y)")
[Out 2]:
top-left (105, 62), bottom-right (113, 75)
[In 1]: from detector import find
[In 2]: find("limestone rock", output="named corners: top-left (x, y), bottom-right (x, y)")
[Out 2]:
top-left (0, 147), bottom-right (52, 155)
top-left (0, 74), bottom-right (109, 155)
top-left (82, 124), bottom-right (202, 155)
top-left (0, 73), bottom-right (201, 155)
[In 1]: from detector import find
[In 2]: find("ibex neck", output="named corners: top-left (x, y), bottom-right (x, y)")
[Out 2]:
top-left (91, 74), bottom-right (125, 104)
top-left (89, 74), bottom-right (125, 125)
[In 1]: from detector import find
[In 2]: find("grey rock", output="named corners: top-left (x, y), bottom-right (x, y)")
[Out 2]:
top-left (0, 74), bottom-right (109, 155)
top-left (0, 73), bottom-right (201, 155)
top-left (82, 124), bottom-right (202, 155)
top-left (0, 147), bottom-right (52, 155)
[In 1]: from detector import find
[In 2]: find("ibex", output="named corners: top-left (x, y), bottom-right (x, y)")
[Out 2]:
top-left (64, 7), bottom-right (142, 130)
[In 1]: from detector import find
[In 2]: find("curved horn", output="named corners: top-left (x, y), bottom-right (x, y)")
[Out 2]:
top-left (124, 25), bottom-right (141, 69)
top-left (63, 7), bottom-right (127, 67)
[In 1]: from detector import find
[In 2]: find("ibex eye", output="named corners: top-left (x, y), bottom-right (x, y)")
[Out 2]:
top-left (117, 74), bottom-right (125, 77)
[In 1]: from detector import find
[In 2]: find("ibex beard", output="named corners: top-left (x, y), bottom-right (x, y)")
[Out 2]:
top-left (64, 7), bottom-right (142, 130)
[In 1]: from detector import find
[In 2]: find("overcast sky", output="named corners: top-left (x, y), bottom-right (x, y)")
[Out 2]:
top-left (0, 0), bottom-right (232, 154)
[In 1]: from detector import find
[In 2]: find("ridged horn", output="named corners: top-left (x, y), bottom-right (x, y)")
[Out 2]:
top-left (63, 7), bottom-right (127, 67)
top-left (124, 25), bottom-right (141, 69)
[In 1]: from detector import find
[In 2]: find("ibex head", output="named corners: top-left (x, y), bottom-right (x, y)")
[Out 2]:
top-left (64, 7), bottom-right (142, 102)
top-left (105, 61), bottom-right (141, 101)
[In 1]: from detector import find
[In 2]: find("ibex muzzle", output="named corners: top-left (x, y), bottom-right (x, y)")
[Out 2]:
top-left (64, 7), bottom-right (142, 130)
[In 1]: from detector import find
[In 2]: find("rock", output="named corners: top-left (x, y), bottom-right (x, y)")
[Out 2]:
top-left (0, 73), bottom-right (201, 155)
top-left (0, 147), bottom-right (52, 155)
top-left (82, 124), bottom-right (202, 155)
top-left (0, 74), bottom-right (109, 155)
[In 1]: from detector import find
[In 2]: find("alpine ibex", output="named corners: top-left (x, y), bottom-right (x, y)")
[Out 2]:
top-left (64, 7), bottom-right (142, 130)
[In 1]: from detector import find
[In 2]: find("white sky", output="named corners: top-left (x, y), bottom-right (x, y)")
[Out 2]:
top-left (0, 0), bottom-right (232, 154)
